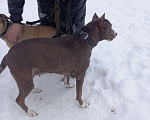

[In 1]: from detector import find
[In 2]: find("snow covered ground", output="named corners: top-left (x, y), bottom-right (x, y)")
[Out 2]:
top-left (0, 0), bottom-right (150, 120)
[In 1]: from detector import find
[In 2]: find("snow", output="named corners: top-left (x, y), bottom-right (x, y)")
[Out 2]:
top-left (0, 0), bottom-right (150, 120)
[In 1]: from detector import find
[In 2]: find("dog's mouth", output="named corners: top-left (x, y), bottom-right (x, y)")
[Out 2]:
top-left (106, 34), bottom-right (117, 42)
top-left (106, 37), bottom-right (115, 41)
top-left (106, 31), bottom-right (117, 41)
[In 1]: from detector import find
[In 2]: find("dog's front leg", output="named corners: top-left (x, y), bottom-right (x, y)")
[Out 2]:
top-left (76, 76), bottom-right (90, 108)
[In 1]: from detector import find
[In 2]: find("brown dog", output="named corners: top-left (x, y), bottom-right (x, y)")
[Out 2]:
top-left (0, 13), bottom-right (117, 117)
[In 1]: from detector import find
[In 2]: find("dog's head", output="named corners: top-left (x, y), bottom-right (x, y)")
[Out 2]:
top-left (92, 13), bottom-right (117, 41)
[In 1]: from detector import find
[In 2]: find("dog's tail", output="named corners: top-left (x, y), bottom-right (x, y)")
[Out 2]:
top-left (0, 54), bottom-right (8, 74)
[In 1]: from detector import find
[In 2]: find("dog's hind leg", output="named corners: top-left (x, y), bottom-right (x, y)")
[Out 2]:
top-left (66, 74), bottom-right (75, 88)
top-left (10, 68), bottom-right (38, 117)
top-left (61, 74), bottom-right (75, 88)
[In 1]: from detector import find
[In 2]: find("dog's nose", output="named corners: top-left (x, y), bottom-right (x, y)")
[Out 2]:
top-left (113, 31), bottom-right (117, 36)
top-left (116, 33), bottom-right (117, 36)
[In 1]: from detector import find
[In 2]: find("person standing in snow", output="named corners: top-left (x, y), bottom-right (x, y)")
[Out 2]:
top-left (6, 0), bottom-right (87, 42)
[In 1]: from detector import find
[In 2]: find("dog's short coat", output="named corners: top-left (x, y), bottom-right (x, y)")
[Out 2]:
top-left (0, 14), bottom-right (72, 86)
top-left (0, 13), bottom-right (117, 117)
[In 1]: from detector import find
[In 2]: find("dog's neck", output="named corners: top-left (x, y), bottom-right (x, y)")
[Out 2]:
top-left (75, 29), bottom-right (95, 49)
top-left (81, 21), bottom-right (101, 47)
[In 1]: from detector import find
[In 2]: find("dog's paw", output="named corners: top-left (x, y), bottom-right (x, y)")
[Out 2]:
top-left (63, 79), bottom-right (67, 85)
top-left (31, 88), bottom-right (42, 93)
top-left (61, 76), bottom-right (65, 81)
top-left (27, 109), bottom-right (38, 117)
top-left (66, 84), bottom-right (75, 88)
top-left (80, 102), bottom-right (90, 108)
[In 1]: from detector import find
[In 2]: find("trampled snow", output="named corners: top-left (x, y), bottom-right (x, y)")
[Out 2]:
top-left (0, 0), bottom-right (150, 120)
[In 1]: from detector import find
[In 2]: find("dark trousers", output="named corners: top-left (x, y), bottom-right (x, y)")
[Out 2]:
top-left (37, 0), bottom-right (86, 30)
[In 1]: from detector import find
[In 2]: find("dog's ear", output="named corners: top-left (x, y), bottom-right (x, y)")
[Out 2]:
top-left (100, 13), bottom-right (105, 21)
top-left (0, 14), bottom-right (10, 20)
top-left (92, 13), bottom-right (99, 21)
top-left (98, 13), bottom-right (105, 26)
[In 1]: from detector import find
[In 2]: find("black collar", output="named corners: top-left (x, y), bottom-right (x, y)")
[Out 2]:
top-left (75, 29), bottom-right (95, 49)
top-left (0, 20), bottom-right (9, 37)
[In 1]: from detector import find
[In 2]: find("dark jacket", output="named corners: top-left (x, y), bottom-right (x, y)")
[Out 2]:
top-left (8, 0), bottom-right (86, 29)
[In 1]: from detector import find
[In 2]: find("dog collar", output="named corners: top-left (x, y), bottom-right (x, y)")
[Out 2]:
top-left (0, 20), bottom-right (9, 37)
top-left (75, 29), bottom-right (95, 49)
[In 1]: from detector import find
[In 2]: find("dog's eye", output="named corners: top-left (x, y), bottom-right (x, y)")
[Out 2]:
top-left (102, 21), bottom-right (106, 27)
